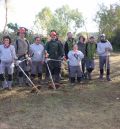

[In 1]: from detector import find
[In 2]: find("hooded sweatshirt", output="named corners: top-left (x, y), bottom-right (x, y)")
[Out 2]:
top-left (97, 40), bottom-right (113, 56)
top-left (68, 50), bottom-right (84, 66)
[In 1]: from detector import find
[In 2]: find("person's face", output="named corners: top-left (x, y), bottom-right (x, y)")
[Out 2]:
top-left (67, 32), bottom-right (72, 39)
top-left (51, 35), bottom-right (56, 40)
top-left (80, 37), bottom-right (84, 43)
top-left (73, 45), bottom-right (78, 51)
top-left (100, 36), bottom-right (105, 41)
top-left (90, 38), bottom-right (95, 43)
top-left (19, 32), bottom-right (25, 38)
top-left (4, 38), bottom-right (10, 47)
top-left (35, 37), bottom-right (41, 44)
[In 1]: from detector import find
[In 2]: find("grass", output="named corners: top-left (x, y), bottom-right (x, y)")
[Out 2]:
top-left (0, 53), bottom-right (120, 129)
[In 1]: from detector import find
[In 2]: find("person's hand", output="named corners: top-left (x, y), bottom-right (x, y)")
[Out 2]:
top-left (105, 48), bottom-right (111, 52)
top-left (45, 52), bottom-right (49, 58)
top-left (15, 60), bottom-right (22, 66)
top-left (40, 61), bottom-right (44, 64)
top-left (63, 56), bottom-right (67, 61)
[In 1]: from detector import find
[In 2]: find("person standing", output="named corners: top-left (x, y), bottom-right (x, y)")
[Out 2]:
top-left (77, 35), bottom-right (87, 79)
top-left (14, 27), bottom-right (30, 86)
top-left (64, 32), bottom-right (76, 59)
top-left (30, 36), bottom-right (45, 84)
top-left (68, 44), bottom-right (84, 85)
top-left (97, 34), bottom-right (113, 81)
top-left (0, 36), bottom-right (17, 90)
top-left (45, 31), bottom-right (64, 86)
top-left (85, 36), bottom-right (96, 80)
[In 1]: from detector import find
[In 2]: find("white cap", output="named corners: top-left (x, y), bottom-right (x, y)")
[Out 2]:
top-left (100, 34), bottom-right (106, 37)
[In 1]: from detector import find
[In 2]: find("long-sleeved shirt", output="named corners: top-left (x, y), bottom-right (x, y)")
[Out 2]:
top-left (30, 43), bottom-right (45, 62)
top-left (68, 50), bottom-right (84, 66)
top-left (97, 41), bottom-right (113, 56)
top-left (0, 44), bottom-right (17, 62)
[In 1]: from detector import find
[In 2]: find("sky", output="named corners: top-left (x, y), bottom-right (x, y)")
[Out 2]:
top-left (0, 0), bottom-right (119, 32)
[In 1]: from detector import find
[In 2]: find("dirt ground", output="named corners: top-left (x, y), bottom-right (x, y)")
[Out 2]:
top-left (0, 53), bottom-right (120, 129)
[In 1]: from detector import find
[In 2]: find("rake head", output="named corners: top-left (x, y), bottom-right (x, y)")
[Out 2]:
top-left (48, 83), bottom-right (61, 89)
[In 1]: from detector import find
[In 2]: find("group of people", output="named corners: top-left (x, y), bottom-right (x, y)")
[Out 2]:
top-left (0, 27), bottom-right (113, 90)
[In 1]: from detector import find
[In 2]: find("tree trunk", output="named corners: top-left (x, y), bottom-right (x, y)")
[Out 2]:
top-left (3, 0), bottom-right (8, 34)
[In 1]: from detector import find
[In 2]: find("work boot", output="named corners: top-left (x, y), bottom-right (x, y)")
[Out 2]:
top-left (99, 69), bottom-right (104, 80)
top-left (70, 77), bottom-right (75, 86)
top-left (2, 80), bottom-right (8, 89)
top-left (77, 77), bottom-right (82, 83)
top-left (99, 74), bottom-right (103, 80)
top-left (7, 81), bottom-right (12, 90)
top-left (88, 72), bottom-right (92, 80)
top-left (106, 75), bottom-right (111, 81)
top-left (18, 77), bottom-right (24, 86)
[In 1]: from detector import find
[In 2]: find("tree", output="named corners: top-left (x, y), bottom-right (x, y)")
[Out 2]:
top-left (95, 3), bottom-right (120, 49)
top-left (7, 22), bottom-right (19, 32)
top-left (34, 5), bottom-right (83, 39)
top-left (0, 0), bottom-right (12, 34)
top-left (94, 3), bottom-right (120, 39)
top-left (34, 7), bottom-right (53, 34)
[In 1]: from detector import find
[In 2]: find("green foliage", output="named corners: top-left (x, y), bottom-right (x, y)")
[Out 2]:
top-left (7, 23), bottom-right (19, 32)
top-left (34, 5), bottom-right (83, 39)
top-left (95, 3), bottom-right (120, 49)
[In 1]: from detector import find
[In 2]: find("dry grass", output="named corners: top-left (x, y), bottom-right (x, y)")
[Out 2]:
top-left (0, 53), bottom-right (120, 129)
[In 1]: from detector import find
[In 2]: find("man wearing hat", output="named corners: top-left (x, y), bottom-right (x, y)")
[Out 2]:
top-left (14, 27), bottom-right (30, 86)
top-left (45, 31), bottom-right (64, 86)
top-left (97, 34), bottom-right (113, 81)
top-left (85, 36), bottom-right (96, 80)
top-left (64, 32), bottom-right (76, 59)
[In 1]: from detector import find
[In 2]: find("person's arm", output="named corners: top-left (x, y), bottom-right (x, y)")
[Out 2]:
top-left (29, 45), bottom-right (34, 57)
top-left (45, 42), bottom-right (49, 58)
top-left (79, 51), bottom-right (84, 60)
top-left (14, 40), bottom-right (18, 55)
top-left (26, 40), bottom-right (30, 55)
top-left (64, 42), bottom-right (69, 59)
top-left (41, 45), bottom-right (45, 62)
top-left (58, 42), bottom-right (64, 59)
top-left (107, 42), bottom-right (113, 52)
top-left (0, 46), bottom-right (1, 63)
top-left (11, 45), bottom-right (18, 60)
top-left (85, 43), bottom-right (88, 57)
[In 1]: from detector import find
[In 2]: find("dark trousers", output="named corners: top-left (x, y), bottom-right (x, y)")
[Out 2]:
top-left (46, 61), bottom-right (61, 83)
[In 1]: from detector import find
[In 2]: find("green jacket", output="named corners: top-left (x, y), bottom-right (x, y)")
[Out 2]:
top-left (85, 42), bottom-right (96, 60)
top-left (45, 40), bottom-right (63, 59)
top-left (64, 38), bottom-right (76, 59)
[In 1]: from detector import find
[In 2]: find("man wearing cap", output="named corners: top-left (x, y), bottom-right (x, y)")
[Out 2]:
top-left (45, 31), bottom-right (64, 86)
top-left (14, 27), bottom-right (30, 86)
top-left (64, 32), bottom-right (76, 59)
top-left (97, 34), bottom-right (113, 81)
top-left (85, 36), bottom-right (96, 80)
